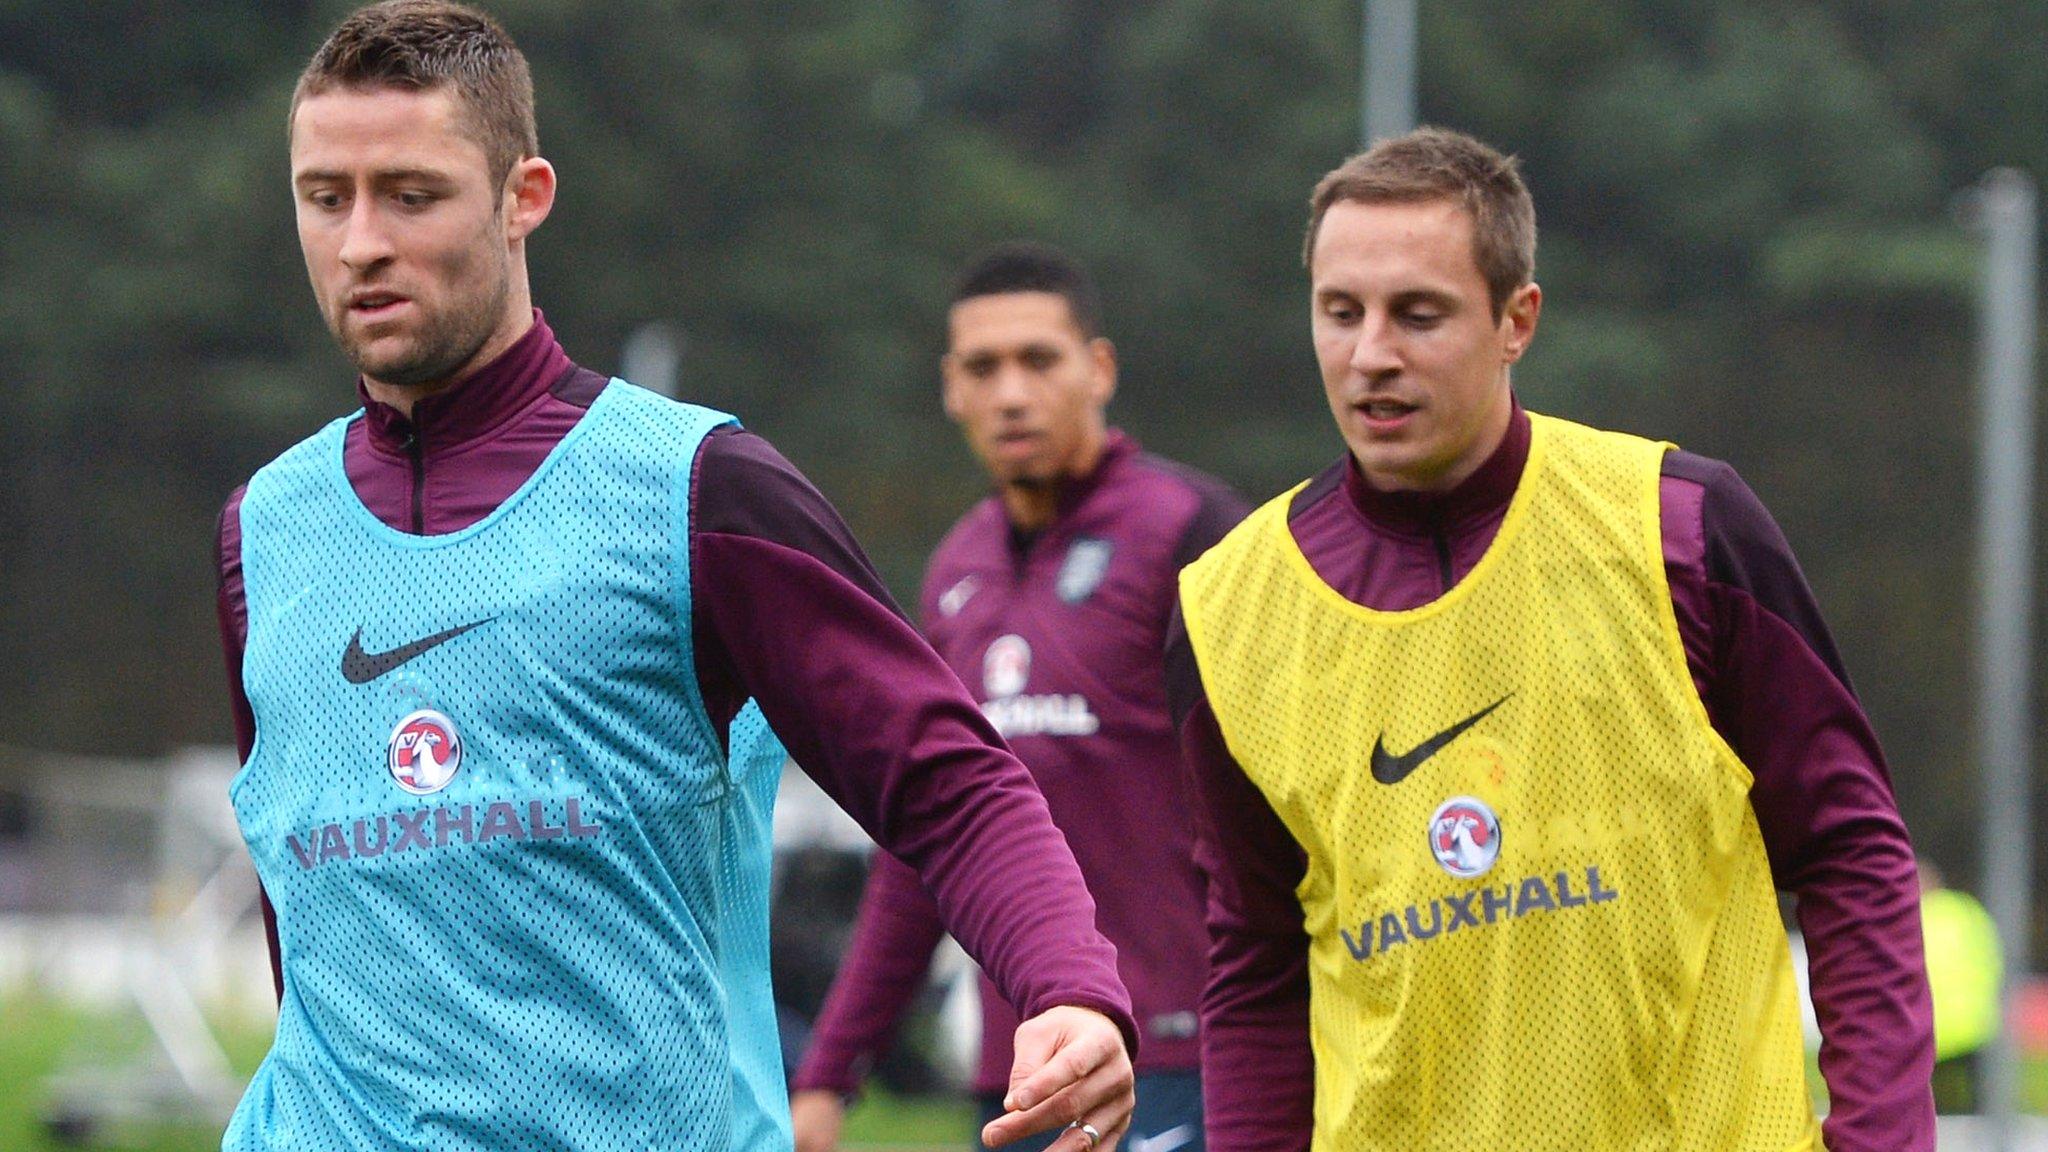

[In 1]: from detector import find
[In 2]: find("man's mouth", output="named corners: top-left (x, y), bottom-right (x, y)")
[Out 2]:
top-left (1355, 398), bottom-right (1418, 427)
top-left (347, 290), bottom-right (410, 320)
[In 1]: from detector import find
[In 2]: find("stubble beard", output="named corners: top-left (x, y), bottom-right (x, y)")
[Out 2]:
top-left (331, 253), bottom-right (512, 392)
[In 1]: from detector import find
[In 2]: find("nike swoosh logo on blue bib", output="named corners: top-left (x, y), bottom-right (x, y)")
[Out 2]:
top-left (340, 618), bottom-right (495, 684)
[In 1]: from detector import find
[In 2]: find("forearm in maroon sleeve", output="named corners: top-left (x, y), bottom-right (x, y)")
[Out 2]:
top-left (1664, 457), bottom-right (1934, 1152)
top-left (689, 431), bottom-right (1135, 1051)
top-left (1740, 611), bottom-right (1930, 1151)
top-left (789, 850), bottom-right (949, 1096)
top-left (1166, 612), bottom-right (1313, 1152)
top-left (216, 489), bottom-right (283, 1003)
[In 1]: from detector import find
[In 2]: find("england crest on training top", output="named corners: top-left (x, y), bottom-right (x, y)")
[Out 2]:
top-left (1057, 537), bottom-right (1113, 604)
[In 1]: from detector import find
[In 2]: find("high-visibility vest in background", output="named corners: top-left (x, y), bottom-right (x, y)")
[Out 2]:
top-left (1922, 887), bottom-right (2002, 1061)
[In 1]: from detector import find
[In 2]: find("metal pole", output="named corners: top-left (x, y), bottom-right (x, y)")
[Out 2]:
top-left (1974, 167), bottom-right (2038, 1150)
top-left (1361, 0), bottom-right (1416, 147)
top-left (621, 321), bottom-right (685, 399)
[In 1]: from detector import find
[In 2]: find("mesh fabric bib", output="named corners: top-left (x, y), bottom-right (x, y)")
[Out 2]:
top-left (1180, 414), bottom-right (1817, 1152)
top-left (227, 381), bottom-right (791, 1151)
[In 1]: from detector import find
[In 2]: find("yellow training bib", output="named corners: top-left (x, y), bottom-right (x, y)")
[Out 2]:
top-left (1180, 414), bottom-right (1818, 1152)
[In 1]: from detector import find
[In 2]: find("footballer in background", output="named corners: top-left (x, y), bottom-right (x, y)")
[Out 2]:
top-left (791, 243), bottom-right (1246, 1152)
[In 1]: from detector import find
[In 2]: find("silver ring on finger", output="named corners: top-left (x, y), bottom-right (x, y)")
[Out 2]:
top-left (1068, 1121), bottom-right (1102, 1152)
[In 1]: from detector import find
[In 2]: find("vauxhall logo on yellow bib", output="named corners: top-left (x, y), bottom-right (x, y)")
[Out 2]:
top-left (1427, 796), bottom-right (1500, 878)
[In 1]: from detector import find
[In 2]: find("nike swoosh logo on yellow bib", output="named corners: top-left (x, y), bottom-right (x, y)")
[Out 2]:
top-left (1369, 695), bottom-right (1511, 784)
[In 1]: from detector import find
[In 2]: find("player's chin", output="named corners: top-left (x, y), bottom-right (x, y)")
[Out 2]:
top-left (351, 342), bottom-right (461, 391)
top-left (1346, 439), bottom-right (1451, 491)
top-left (1344, 431), bottom-right (1414, 468)
top-left (345, 341), bottom-right (415, 380)
top-left (995, 461), bottom-right (1056, 490)
top-left (336, 315), bottom-right (404, 357)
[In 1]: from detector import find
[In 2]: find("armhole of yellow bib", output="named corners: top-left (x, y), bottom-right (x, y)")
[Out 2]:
top-left (1644, 441), bottom-right (1754, 791)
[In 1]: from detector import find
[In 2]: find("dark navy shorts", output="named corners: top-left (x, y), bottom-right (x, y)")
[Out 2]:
top-left (975, 1070), bottom-right (1203, 1152)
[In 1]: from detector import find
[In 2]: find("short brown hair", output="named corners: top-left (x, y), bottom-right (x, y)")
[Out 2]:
top-left (951, 242), bottom-right (1104, 339)
top-left (1304, 127), bottom-right (1536, 318)
top-left (292, 0), bottom-right (537, 192)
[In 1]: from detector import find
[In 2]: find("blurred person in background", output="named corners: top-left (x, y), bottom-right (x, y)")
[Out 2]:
top-left (1917, 860), bottom-right (2001, 1112)
top-left (1168, 127), bottom-right (1933, 1151)
top-left (789, 243), bottom-right (1246, 1152)
top-left (213, 3), bottom-right (1138, 1149)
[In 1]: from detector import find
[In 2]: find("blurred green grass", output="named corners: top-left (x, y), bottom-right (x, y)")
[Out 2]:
top-left (1, 990), bottom-right (265, 1151)
top-left (841, 1088), bottom-right (975, 1148)
top-left (0, 990), bottom-right (971, 1151)
top-left (30, 988), bottom-right (2048, 1149)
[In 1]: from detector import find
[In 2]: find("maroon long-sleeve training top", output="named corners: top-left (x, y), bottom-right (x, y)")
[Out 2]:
top-left (216, 312), bottom-right (1137, 1054)
top-left (792, 434), bottom-right (1247, 1099)
top-left (1165, 402), bottom-right (1934, 1152)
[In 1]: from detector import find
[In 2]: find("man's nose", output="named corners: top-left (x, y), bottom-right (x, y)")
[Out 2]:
top-left (1348, 314), bottom-right (1402, 378)
top-left (337, 198), bottom-right (394, 270)
top-left (989, 361), bottom-right (1036, 409)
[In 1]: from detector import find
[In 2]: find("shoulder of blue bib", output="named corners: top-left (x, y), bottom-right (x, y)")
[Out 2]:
top-left (243, 410), bottom-right (360, 511)
top-left (603, 376), bottom-right (739, 438)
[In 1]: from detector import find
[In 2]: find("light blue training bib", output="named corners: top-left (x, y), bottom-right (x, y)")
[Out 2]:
top-left (227, 380), bottom-right (791, 1152)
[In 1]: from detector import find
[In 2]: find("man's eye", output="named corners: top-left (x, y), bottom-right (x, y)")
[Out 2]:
top-left (396, 191), bottom-right (436, 209)
top-left (307, 190), bottom-right (345, 210)
top-left (1021, 350), bottom-right (1058, 371)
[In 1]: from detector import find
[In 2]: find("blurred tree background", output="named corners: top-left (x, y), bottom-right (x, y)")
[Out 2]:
top-left (0, 1), bottom-right (2043, 913)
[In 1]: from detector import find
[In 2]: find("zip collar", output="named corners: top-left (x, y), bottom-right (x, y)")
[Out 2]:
top-left (1342, 399), bottom-right (1530, 537)
top-left (357, 309), bottom-right (571, 460)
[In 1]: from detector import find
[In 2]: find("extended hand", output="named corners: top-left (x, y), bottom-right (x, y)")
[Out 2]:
top-left (789, 1089), bottom-right (847, 1152)
top-left (980, 1006), bottom-right (1134, 1152)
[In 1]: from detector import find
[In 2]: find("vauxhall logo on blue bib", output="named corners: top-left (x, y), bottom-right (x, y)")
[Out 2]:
top-left (388, 708), bottom-right (462, 795)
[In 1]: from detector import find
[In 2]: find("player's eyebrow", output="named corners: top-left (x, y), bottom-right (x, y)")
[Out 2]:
top-left (373, 167), bottom-right (459, 185)
top-left (957, 341), bottom-right (1062, 369)
top-left (1388, 287), bottom-right (1459, 310)
top-left (293, 167), bottom-right (459, 188)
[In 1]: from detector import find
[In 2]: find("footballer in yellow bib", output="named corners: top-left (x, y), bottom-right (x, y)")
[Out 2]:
top-left (1167, 128), bottom-right (1931, 1152)
top-left (1182, 414), bottom-right (1816, 1149)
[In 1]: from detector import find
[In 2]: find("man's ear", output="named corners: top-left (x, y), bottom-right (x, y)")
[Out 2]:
top-left (504, 156), bottom-right (556, 242)
top-left (940, 353), bottom-right (966, 424)
top-left (1089, 337), bottom-right (1118, 407)
top-left (1501, 282), bottom-right (1541, 365)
